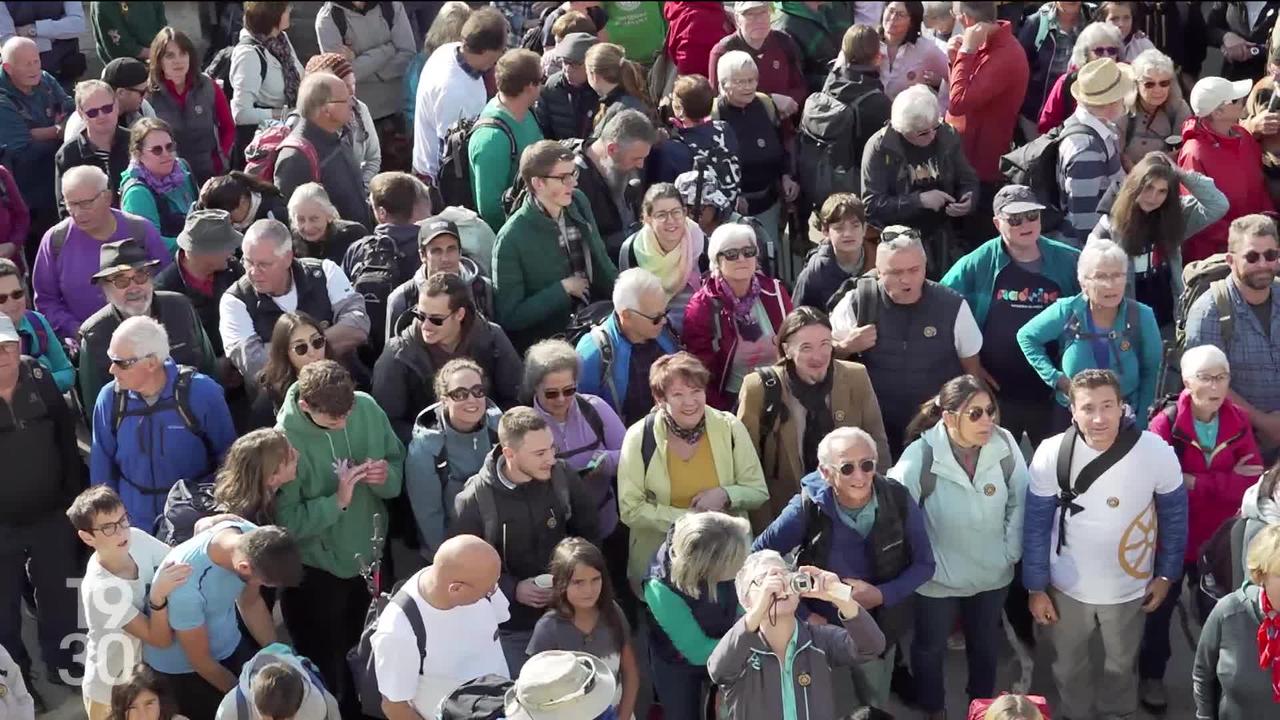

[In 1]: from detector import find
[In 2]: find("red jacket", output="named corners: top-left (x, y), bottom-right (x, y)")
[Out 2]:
top-left (0, 165), bottom-right (28, 271)
top-left (1178, 118), bottom-right (1272, 262)
top-left (1148, 390), bottom-right (1263, 562)
top-left (663, 2), bottom-right (733, 77)
top-left (1037, 66), bottom-right (1077, 134)
top-left (682, 273), bottom-right (793, 410)
top-left (945, 21), bottom-right (1029, 182)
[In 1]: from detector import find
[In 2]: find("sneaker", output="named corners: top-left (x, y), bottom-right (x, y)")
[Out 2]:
top-left (1139, 678), bottom-right (1168, 712)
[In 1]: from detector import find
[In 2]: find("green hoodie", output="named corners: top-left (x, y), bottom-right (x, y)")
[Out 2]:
top-left (275, 385), bottom-right (406, 578)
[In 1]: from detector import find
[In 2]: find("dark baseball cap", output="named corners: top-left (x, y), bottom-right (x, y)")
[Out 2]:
top-left (418, 218), bottom-right (461, 248)
top-left (102, 57), bottom-right (149, 89)
top-left (992, 185), bottom-right (1047, 216)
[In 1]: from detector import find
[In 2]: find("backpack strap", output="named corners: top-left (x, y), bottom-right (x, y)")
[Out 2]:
top-left (172, 366), bottom-right (214, 462)
top-left (854, 274), bottom-right (879, 327)
top-left (755, 367), bottom-right (783, 474)
top-left (997, 431), bottom-right (1016, 485)
top-left (433, 407), bottom-right (452, 492)
top-left (1210, 279), bottom-right (1235, 351)
top-left (917, 440), bottom-right (937, 508)
top-left (589, 325), bottom-right (619, 408)
top-left (549, 466), bottom-right (573, 524)
top-left (50, 222), bottom-right (71, 261)
top-left (640, 412), bottom-right (658, 474)
top-left (1228, 515), bottom-right (1247, 591)
top-left (710, 296), bottom-right (723, 354)
top-left (576, 395), bottom-right (606, 449)
top-left (278, 135), bottom-right (322, 182)
top-left (391, 588), bottom-right (428, 675)
top-left (235, 686), bottom-right (249, 718)
top-left (1054, 424), bottom-right (1140, 553)
top-left (22, 310), bottom-right (47, 357)
top-left (473, 117), bottom-right (518, 165)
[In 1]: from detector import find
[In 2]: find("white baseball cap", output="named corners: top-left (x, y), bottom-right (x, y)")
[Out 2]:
top-left (0, 315), bottom-right (16, 345)
top-left (1190, 76), bottom-right (1253, 117)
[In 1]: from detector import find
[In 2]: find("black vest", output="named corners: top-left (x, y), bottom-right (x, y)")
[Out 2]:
top-left (154, 259), bottom-right (242, 356)
top-left (148, 74), bottom-right (219, 185)
top-left (226, 258), bottom-right (334, 342)
top-left (79, 292), bottom-right (208, 402)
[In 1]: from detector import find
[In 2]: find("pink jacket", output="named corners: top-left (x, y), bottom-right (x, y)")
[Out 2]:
top-left (0, 165), bottom-right (28, 271)
top-left (1037, 65), bottom-right (1076, 134)
top-left (682, 273), bottom-right (793, 410)
top-left (1148, 390), bottom-right (1263, 562)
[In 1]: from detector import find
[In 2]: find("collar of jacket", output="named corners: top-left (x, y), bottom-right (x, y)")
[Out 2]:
top-left (920, 421), bottom-right (1015, 484)
top-left (1168, 389), bottom-right (1250, 459)
top-left (703, 271), bottom-right (786, 304)
top-left (514, 188), bottom-right (593, 230)
top-left (877, 122), bottom-right (962, 160)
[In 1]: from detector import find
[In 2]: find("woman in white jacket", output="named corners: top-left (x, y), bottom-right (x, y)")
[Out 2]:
top-left (887, 374), bottom-right (1029, 720)
top-left (230, 3), bottom-right (305, 157)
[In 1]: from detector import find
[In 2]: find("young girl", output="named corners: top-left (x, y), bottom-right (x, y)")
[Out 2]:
top-left (528, 538), bottom-right (638, 720)
top-left (109, 664), bottom-right (188, 720)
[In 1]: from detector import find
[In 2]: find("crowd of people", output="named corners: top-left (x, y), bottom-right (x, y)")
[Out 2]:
top-left (7, 2), bottom-right (1280, 720)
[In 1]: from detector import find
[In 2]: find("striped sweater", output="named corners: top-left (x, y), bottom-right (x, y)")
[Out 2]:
top-left (1056, 108), bottom-right (1125, 246)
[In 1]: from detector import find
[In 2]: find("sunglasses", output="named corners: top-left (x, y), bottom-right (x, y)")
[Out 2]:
top-left (108, 353), bottom-right (153, 369)
top-left (953, 404), bottom-right (999, 422)
top-left (718, 246), bottom-right (758, 262)
top-left (0, 288), bottom-right (25, 302)
top-left (83, 101), bottom-right (115, 119)
top-left (292, 336), bottom-right (326, 356)
top-left (629, 308), bottom-right (667, 325)
top-left (543, 385), bottom-right (577, 400)
top-left (1242, 249), bottom-right (1280, 264)
top-left (445, 385), bottom-right (488, 402)
top-left (1093, 46), bottom-right (1121, 57)
top-left (1004, 210), bottom-right (1041, 226)
top-left (102, 269), bottom-right (153, 289)
top-left (421, 309), bottom-right (457, 326)
top-left (834, 459), bottom-right (877, 476)
top-left (1142, 79), bottom-right (1172, 89)
top-left (145, 142), bottom-right (176, 157)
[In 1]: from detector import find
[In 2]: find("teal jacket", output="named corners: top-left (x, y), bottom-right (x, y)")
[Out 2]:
top-left (1016, 294), bottom-right (1162, 426)
top-left (941, 236), bottom-right (1081, 326)
top-left (17, 310), bottom-right (73, 392)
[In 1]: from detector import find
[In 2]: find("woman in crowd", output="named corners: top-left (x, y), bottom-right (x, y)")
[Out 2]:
top-left (0, 258), bottom-right (73, 391)
top-left (683, 224), bottom-right (793, 411)
top-left (737, 307), bottom-right (891, 531)
top-left (147, 26), bottom-right (235, 187)
top-left (794, 193), bottom-right (869, 311)
top-left (212, 427), bottom-right (298, 526)
top-left (586, 42), bottom-right (653, 132)
top-left (197, 171), bottom-right (288, 232)
top-left (528, 537), bottom-right (640, 720)
top-left (880, 1), bottom-right (949, 105)
top-left (1243, 468), bottom-right (1280, 580)
top-left (405, 358), bottom-right (502, 558)
top-left (618, 183), bottom-right (706, 336)
top-left (1121, 49), bottom-right (1194, 169)
top-left (230, 1), bottom-right (304, 155)
top-left (287, 182), bottom-right (368, 265)
top-left (647, 74), bottom-right (742, 201)
top-left (1193, 524), bottom-right (1280, 719)
top-left (889, 375), bottom-right (1030, 720)
top-left (0, 164), bottom-right (25, 273)
top-left (707, 1), bottom-right (807, 115)
top-left (1144, 345), bottom-right (1264, 706)
top-left (1099, 1), bottom-right (1155, 61)
top-left (108, 664), bottom-right (187, 720)
top-left (120, 117), bottom-right (200, 255)
top-left (1037, 21), bottom-right (1126, 133)
top-left (618, 352), bottom-right (768, 585)
top-left (1088, 152), bottom-right (1227, 326)
top-left (250, 312), bottom-right (332, 427)
top-left (713, 51), bottom-right (798, 279)
top-left (54, 80), bottom-right (130, 215)
top-left (975, 695), bottom-right (1047, 720)
top-left (642, 511), bottom-right (751, 720)
top-left (303, 53), bottom-right (380, 192)
top-left (862, 85), bottom-right (978, 278)
top-left (1017, 238), bottom-right (1162, 429)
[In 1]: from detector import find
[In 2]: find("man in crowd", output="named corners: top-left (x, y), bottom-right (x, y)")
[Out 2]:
top-left (78, 239), bottom-right (217, 412)
top-left (275, 360), bottom-right (404, 713)
top-left (155, 210), bottom-right (244, 360)
top-left (32, 165), bottom-right (168, 341)
top-left (830, 227), bottom-right (987, 457)
top-left (372, 534), bottom-right (509, 720)
top-left (471, 48), bottom-right (545, 233)
top-left (220, 219), bottom-right (369, 389)
top-left (1056, 58), bottom-right (1131, 247)
top-left (385, 217), bottom-right (494, 345)
top-left (576, 268), bottom-right (680, 426)
top-left (575, 108), bottom-right (657, 260)
top-left (0, 315), bottom-right (81, 711)
top-left (144, 520), bottom-right (302, 718)
top-left (63, 56), bottom-right (155, 141)
top-left (1187, 214), bottom-right (1280, 461)
top-left (274, 72), bottom-right (372, 229)
top-left (412, 7), bottom-right (507, 182)
top-left (533, 32), bottom-right (598, 142)
top-left (451, 406), bottom-right (601, 677)
top-left (1022, 369), bottom-right (1187, 720)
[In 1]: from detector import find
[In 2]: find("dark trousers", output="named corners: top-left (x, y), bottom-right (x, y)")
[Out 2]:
top-left (0, 510), bottom-right (81, 678)
top-left (1139, 564), bottom-right (1194, 681)
top-left (911, 587), bottom-right (1009, 713)
top-left (601, 523), bottom-right (638, 627)
top-left (998, 396), bottom-right (1056, 449)
top-left (648, 643), bottom-right (709, 720)
top-left (279, 565), bottom-right (372, 715)
top-left (159, 636), bottom-right (257, 719)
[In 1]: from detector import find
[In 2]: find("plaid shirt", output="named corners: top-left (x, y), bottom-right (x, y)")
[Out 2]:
top-left (1186, 277), bottom-right (1280, 413)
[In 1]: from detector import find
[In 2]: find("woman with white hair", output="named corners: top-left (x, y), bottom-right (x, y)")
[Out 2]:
top-left (1016, 238), bottom-right (1162, 428)
top-left (1037, 21), bottom-right (1127, 133)
top-left (1141, 344), bottom-right (1263, 706)
top-left (286, 182), bottom-right (368, 265)
top-left (682, 223), bottom-right (794, 410)
top-left (1121, 49), bottom-right (1193, 169)
top-left (879, 1), bottom-right (950, 106)
top-left (861, 84), bottom-right (979, 277)
top-left (714, 50), bottom-right (799, 281)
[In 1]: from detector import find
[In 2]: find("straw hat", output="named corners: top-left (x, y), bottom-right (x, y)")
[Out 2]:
top-left (1070, 58), bottom-right (1134, 106)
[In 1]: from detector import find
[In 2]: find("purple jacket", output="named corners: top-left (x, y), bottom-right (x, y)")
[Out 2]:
top-left (32, 210), bottom-right (171, 340)
top-left (534, 392), bottom-right (627, 537)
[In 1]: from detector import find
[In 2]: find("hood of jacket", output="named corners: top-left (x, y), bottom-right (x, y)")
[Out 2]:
top-left (1242, 477), bottom-right (1280, 524)
top-left (374, 222), bottom-right (422, 258)
top-left (232, 644), bottom-right (331, 719)
top-left (822, 63), bottom-right (885, 101)
top-left (278, 381), bottom-right (358, 446)
top-left (413, 255), bottom-right (481, 290)
top-left (411, 399), bottom-right (502, 440)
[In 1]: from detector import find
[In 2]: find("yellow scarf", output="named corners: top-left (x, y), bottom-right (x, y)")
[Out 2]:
top-left (631, 220), bottom-right (703, 301)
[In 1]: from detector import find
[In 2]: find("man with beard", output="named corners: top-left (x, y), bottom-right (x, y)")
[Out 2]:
top-left (575, 108), bottom-right (657, 261)
top-left (78, 239), bottom-right (217, 413)
top-left (1187, 213), bottom-right (1280, 461)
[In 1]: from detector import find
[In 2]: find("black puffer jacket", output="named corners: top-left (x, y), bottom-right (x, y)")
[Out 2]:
top-left (574, 143), bottom-right (643, 262)
top-left (533, 70), bottom-right (598, 141)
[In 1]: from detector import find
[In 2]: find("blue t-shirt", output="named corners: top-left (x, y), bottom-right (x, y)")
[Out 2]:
top-left (144, 520), bottom-right (257, 673)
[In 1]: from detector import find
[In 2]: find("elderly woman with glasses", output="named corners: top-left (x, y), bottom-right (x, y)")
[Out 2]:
top-left (1037, 21), bottom-right (1127, 134)
top-left (1121, 49), bottom-right (1192, 169)
top-left (618, 183), bottom-right (706, 336)
top-left (862, 84), bottom-right (978, 277)
top-left (1017, 238), bottom-right (1163, 428)
top-left (683, 223), bottom-right (793, 411)
top-left (119, 117), bottom-right (199, 255)
top-left (55, 79), bottom-right (130, 216)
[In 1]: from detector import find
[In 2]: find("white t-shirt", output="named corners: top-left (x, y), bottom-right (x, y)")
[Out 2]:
top-left (831, 289), bottom-right (984, 358)
top-left (80, 528), bottom-right (173, 704)
top-left (371, 569), bottom-right (511, 718)
top-left (412, 42), bottom-right (488, 178)
top-left (218, 258), bottom-right (357, 357)
top-left (1028, 430), bottom-right (1182, 605)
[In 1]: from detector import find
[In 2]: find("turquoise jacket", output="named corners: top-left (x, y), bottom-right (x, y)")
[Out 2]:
top-left (940, 235), bottom-right (1081, 326)
top-left (887, 422), bottom-right (1028, 598)
top-left (17, 310), bottom-right (74, 392)
top-left (1016, 294), bottom-right (1162, 426)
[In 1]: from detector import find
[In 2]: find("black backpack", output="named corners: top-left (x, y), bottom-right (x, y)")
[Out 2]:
top-left (154, 477), bottom-right (218, 545)
top-left (999, 123), bottom-right (1099, 233)
top-left (559, 300), bottom-right (615, 347)
top-left (205, 41), bottom-right (267, 108)
top-left (438, 674), bottom-right (512, 720)
top-left (438, 116), bottom-right (517, 210)
top-left (329, 1), bottom-right (396, 43)
top-left (670, 120), bottom-right (742, 206)
top-left (1195, 514), bottom-right (1248, 624)
top-left (796, 85), bottom-right (886, 201)
top-left (348, 579), bottom-right (428, 718)
top-left (347, 233), bottom-right (409, 354)
top-left (826, 272), bottom-right (880, 323)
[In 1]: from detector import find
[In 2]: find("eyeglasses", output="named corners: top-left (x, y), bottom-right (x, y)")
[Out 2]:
top-left (145, 142), bottom-right (176, 157)
top-left (66, 189), bottom-right (106, 212)
top-left (108, 353), bottom-right (153, 369)
top-left (912, 123), bottom-right (942, 139)
top-left (718, 246), bottom-right (758, 262)
top-left (1088, 271), bottom-right (1127, 285)
top-left (650, 207), bottom-right (686, 223)
top-left (540, 169), bottom-right (580, 184)
top-left (292, 336), bottom-right (326, 356)
top-left (242, 256), bottom-right (280, 272)
top-left (1092, 46), bottom-right (1121, 57)
top-left (832, 459), bottom-right (876, 476)
top-left (543, 385), bottom-right (578, 400)
top-left (1004, 210), bottom-right (1041, 226)
top-left (0, 288), bottom-right (25, 302)
top-left (953, 404), bottom-right (999, 422)
top-left (628, 308), bottom-right (667, 325)
top-left (1194, 371), bottom-right (1230, 385)
top-left (1142, 79), bottom-right (1173, 90)
top-left (92, 515), bottom-right (131, 537)
top-left (445, 385), bottom-right (488, 402)
top-left (102, 269), bottom-right (153, 290)
top-left (1241, 249), bottom-right (1280, 264)
top-left (82, 101), bottom-right (115, 119)
top-left (327, 97), bottom-right (353, 106)
top-left (726, 76), bottom-right (758, 88)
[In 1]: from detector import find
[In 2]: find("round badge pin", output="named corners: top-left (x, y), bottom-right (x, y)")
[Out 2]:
top-left (923, 326), bottom-right (937, 338)
top-left (984, 484), bottom-right (996, 496)
top-left (834, 410), bottom-right (846, 422)
top-left (1120, 340), bottom-right (1131, 352)
top-left (797, 673), bottom-right (812, 687)
top-left (757, 138), bottom-right (766, 148)
top-left (1107, 497), bottom-right (1120, 508)
top-left (547, 516), bottom-right (558, 529)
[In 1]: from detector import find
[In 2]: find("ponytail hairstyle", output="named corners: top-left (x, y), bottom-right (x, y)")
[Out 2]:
top-left (587, 43), bottom-right (654, 126)
top-left (903, 374), bottom-right (997, 445)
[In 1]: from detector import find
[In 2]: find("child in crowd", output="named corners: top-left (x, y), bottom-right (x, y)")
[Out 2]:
top-left (109, 664), bottom-right (189, 720)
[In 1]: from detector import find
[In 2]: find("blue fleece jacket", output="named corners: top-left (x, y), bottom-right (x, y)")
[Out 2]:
top-left (576, 312), bottom-right (679, 413)
top-left (753, 471), bottom-right (935, 623)
top-left (0, 68), bottom-right (73, 210)
top-left (940, 235), bottom-right (1081, 326)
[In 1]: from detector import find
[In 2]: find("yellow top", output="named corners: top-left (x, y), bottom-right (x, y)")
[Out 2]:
top-left (666, 435), bottom-right (719, 509)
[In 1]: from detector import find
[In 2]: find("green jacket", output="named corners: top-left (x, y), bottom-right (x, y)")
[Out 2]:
top-left (275, 385), bottom-right (406, 578)
top-left (469, 98), bottom-right (544, 233)
top-left (492, 190), bottom-right (618, 349)
top-left (773, 1), bottom-right (853, 92)
top-left (91, 2), bottom-right (168, 64)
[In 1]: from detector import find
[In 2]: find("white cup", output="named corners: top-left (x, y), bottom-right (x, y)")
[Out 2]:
top-left (534, 574), bottom-right (553, 589)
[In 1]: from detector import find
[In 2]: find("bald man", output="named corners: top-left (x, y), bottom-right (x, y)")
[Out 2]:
top-left (370, 535), bottom-right (510, 720)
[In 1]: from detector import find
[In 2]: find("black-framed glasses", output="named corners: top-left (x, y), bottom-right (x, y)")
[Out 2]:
top-left (92, 515), bottom-right (131, 537)
top-left (718, 246), bottom-right (758, 262)
top-left (445, 385), bottom-right (488, 402)
top-left (953, 404), bottom-right (999, 422)
top-left (66, 189), bottom-right (107, 212)
top-left (650, 207), bottom-right (686, 223)
top-left (0, 288), bottom-right (25, 302)
top-left (1242, 249), bottom-right (1280, 264)
top-left (543, 385), bottom-right (577, 400)
top-left (834, 459), bottom-right (876, 476)
top-left (628, 308), bottom-right (667, 325)
top-left (83, 101), bottom-right (115, 119)
top-left (102, 269), bottom-right (153, 290)
top-left (108, 353), bottom-right (153, 369)
top-left (912, 122), bottom-right (943, 139)
top-left (1004, 210), bottom-right (1041, 226)
top-left (540, 168), bottom-right (580, 184)
top-left (145, 142), bottom-right (176, 157)
top-left (292, 336), bottom-right (326, 356)
top-left (422, 309), bottom-right (457, 326)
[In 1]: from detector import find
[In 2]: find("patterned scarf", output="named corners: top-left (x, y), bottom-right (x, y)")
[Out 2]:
top-left (712, 274), bottom-right (764, 342)
top-left (663, 410), bottom-right (707, 446)
top-left (1259, 587), bottom-right (1280, 703)
top-left (126, 159), bottom-right (187, 195)
top-left (256, 33), bottom-right (300, 107)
